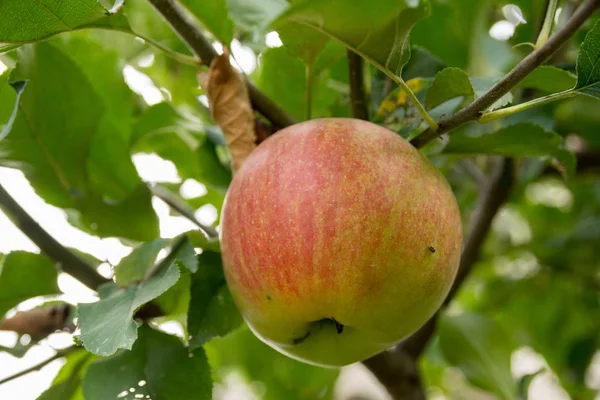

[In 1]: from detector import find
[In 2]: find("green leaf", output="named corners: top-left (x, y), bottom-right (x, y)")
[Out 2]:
top-left (82, 326), bottom-right (212, 400)
top-left (443, 123), bottom-right (575, 178)
top-left (556, 96), bottom-right (600, 146)
top-left (3, 42), bottom-right (158, 241)
top-left (115, 239), bottom-right (171, 286)
top-left (0, 252), bottom-right (59, 317)
top-left (206, 326), bottom-right (339, 400)
top-left (176, 239), bottom-right (198, 273)
top-left (188, 252), bottom-right (242, 347)
top-left (154, 267), bottom-right (191, 321)
top-left (275, 0), bottom-right (429, 78)
top-left (37, 349), bottom-right (94, 400)
top-left (228, 0), bottom-right (288, 31)
top-left (425, 67), bottom-right (474, 110)
top-left (438, 312), bottom-right (517, 400)
top-left (180, 0), bottom-right (234, 43)
top-left (6, 42), bottom-right (103, 206)
top-left (0, 80), bottom-right (26, 141)
top-left (517, 66), bottom-right (577, 93)
top-left (256, 47), bottom-right (337, 121)
top-left (0, 0), bottom-right (108, 43)
top-left (72, 184), bottom-right (159, 241)
top-left (278, 23), bottom-right (330, 67)
top-left (50, 35), bottom-right (139, 202)
top-left (575, 20), bottom-right (600, 98)
top-left (132, 103), bottom-right (232, 190)
top-left (402, 46), bottom-right (446, 81)
top-left (187, 231), bottom-right (222, 253)
top-left (412, 0), bottom-right (514, 76)
top-left (78, 263), bottom-right (180, 356)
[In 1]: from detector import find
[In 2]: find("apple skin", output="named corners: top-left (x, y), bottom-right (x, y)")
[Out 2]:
top-left (220, 118), bottom-right (462, 367)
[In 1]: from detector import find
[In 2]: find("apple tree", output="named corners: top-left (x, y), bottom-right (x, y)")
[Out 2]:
top-left (0, 0), bottom-right (600, 399)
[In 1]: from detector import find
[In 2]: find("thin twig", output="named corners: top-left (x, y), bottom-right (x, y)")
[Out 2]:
top-left (445, 158), bottom-right (514, 303)
top-left (93, 27), bottom-right (201, 66)
top-left (364, 158), bottom-right (515, 399)
top-left (150, 184), bottom-right (218, 240)
top-left (458, 159), bottom-right (488, 189)
top-left (536, 0), bottom-right (559, 49)
top-left (347, 50), bottom-right (369, 120)
top-left (0, 347), bottom-right (75, 386)
top-left (410, 0), bottom-right (599, 148)
top-left (0, 184), bottom-right (109, 290)
top-left (146, 0), bottom-right (296, 129)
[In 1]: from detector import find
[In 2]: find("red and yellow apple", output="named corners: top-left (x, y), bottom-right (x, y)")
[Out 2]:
top-left (220, 118), bottom-right (462, 367)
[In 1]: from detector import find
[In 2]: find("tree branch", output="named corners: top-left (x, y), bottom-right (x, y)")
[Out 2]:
top-left (410, 0), bottom-right (600, 148)
top-left (150, 184), bottom-right (218, 240)
top-left (347, 50), bottom-right (368, 120)
top-left (0, 184), bottom-right (109, 290)
top-left (0, 347), bottom-right (75, 386)
top-left (364, 158), bottom-right (515, 399)
top-left (363, 347), bottom-right (426, 400)
top-left (458, 159), bottom-right (487, 189)
top-left (146, 0), bottom-right (296, 129)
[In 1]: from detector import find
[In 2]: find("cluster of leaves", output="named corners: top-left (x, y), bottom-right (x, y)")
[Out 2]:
top-left (0, 0), bottom-right (599, 399)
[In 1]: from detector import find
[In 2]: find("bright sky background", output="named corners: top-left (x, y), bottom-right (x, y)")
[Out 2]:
top-left (1, 15), bottom-right (599, 400)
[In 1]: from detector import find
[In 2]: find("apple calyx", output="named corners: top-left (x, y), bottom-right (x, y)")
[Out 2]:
top-left (292, 317), bottom-right (345, 345)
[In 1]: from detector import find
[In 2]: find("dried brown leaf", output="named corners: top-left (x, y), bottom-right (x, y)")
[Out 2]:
top-left (200, 49), bottom-right (257, 172)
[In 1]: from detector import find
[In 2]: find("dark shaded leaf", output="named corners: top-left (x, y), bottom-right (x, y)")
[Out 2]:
top-left (443, 123), bottom-right (575, 178)
top-left (37, 349), bottom-right (94, 400)
top-left (517, 66), bottom-right (576, 93)
top-left (206, 326), bottom-right (339, 400)
top-left (0, 252), bottom-right (59, 318)
top-left (188, 252), bottom-right (242, 347)
top-left (115, 239), bottom-right (171, 286)
top-left (82, 326), bottom-right (211, 400)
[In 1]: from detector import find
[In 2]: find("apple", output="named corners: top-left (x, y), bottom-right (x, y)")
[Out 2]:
top-left (220, 118), bottom-right (462, 367)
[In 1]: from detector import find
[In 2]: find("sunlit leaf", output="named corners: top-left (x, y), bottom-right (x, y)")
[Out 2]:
top-left (78, 263), bottom-right (180, 356)
top-left (0, 0), bottom-right (108, 43)
top-left (574, 20), bottom-right (600, 98)
top-left (275, 0), bottom-right (429, 79)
